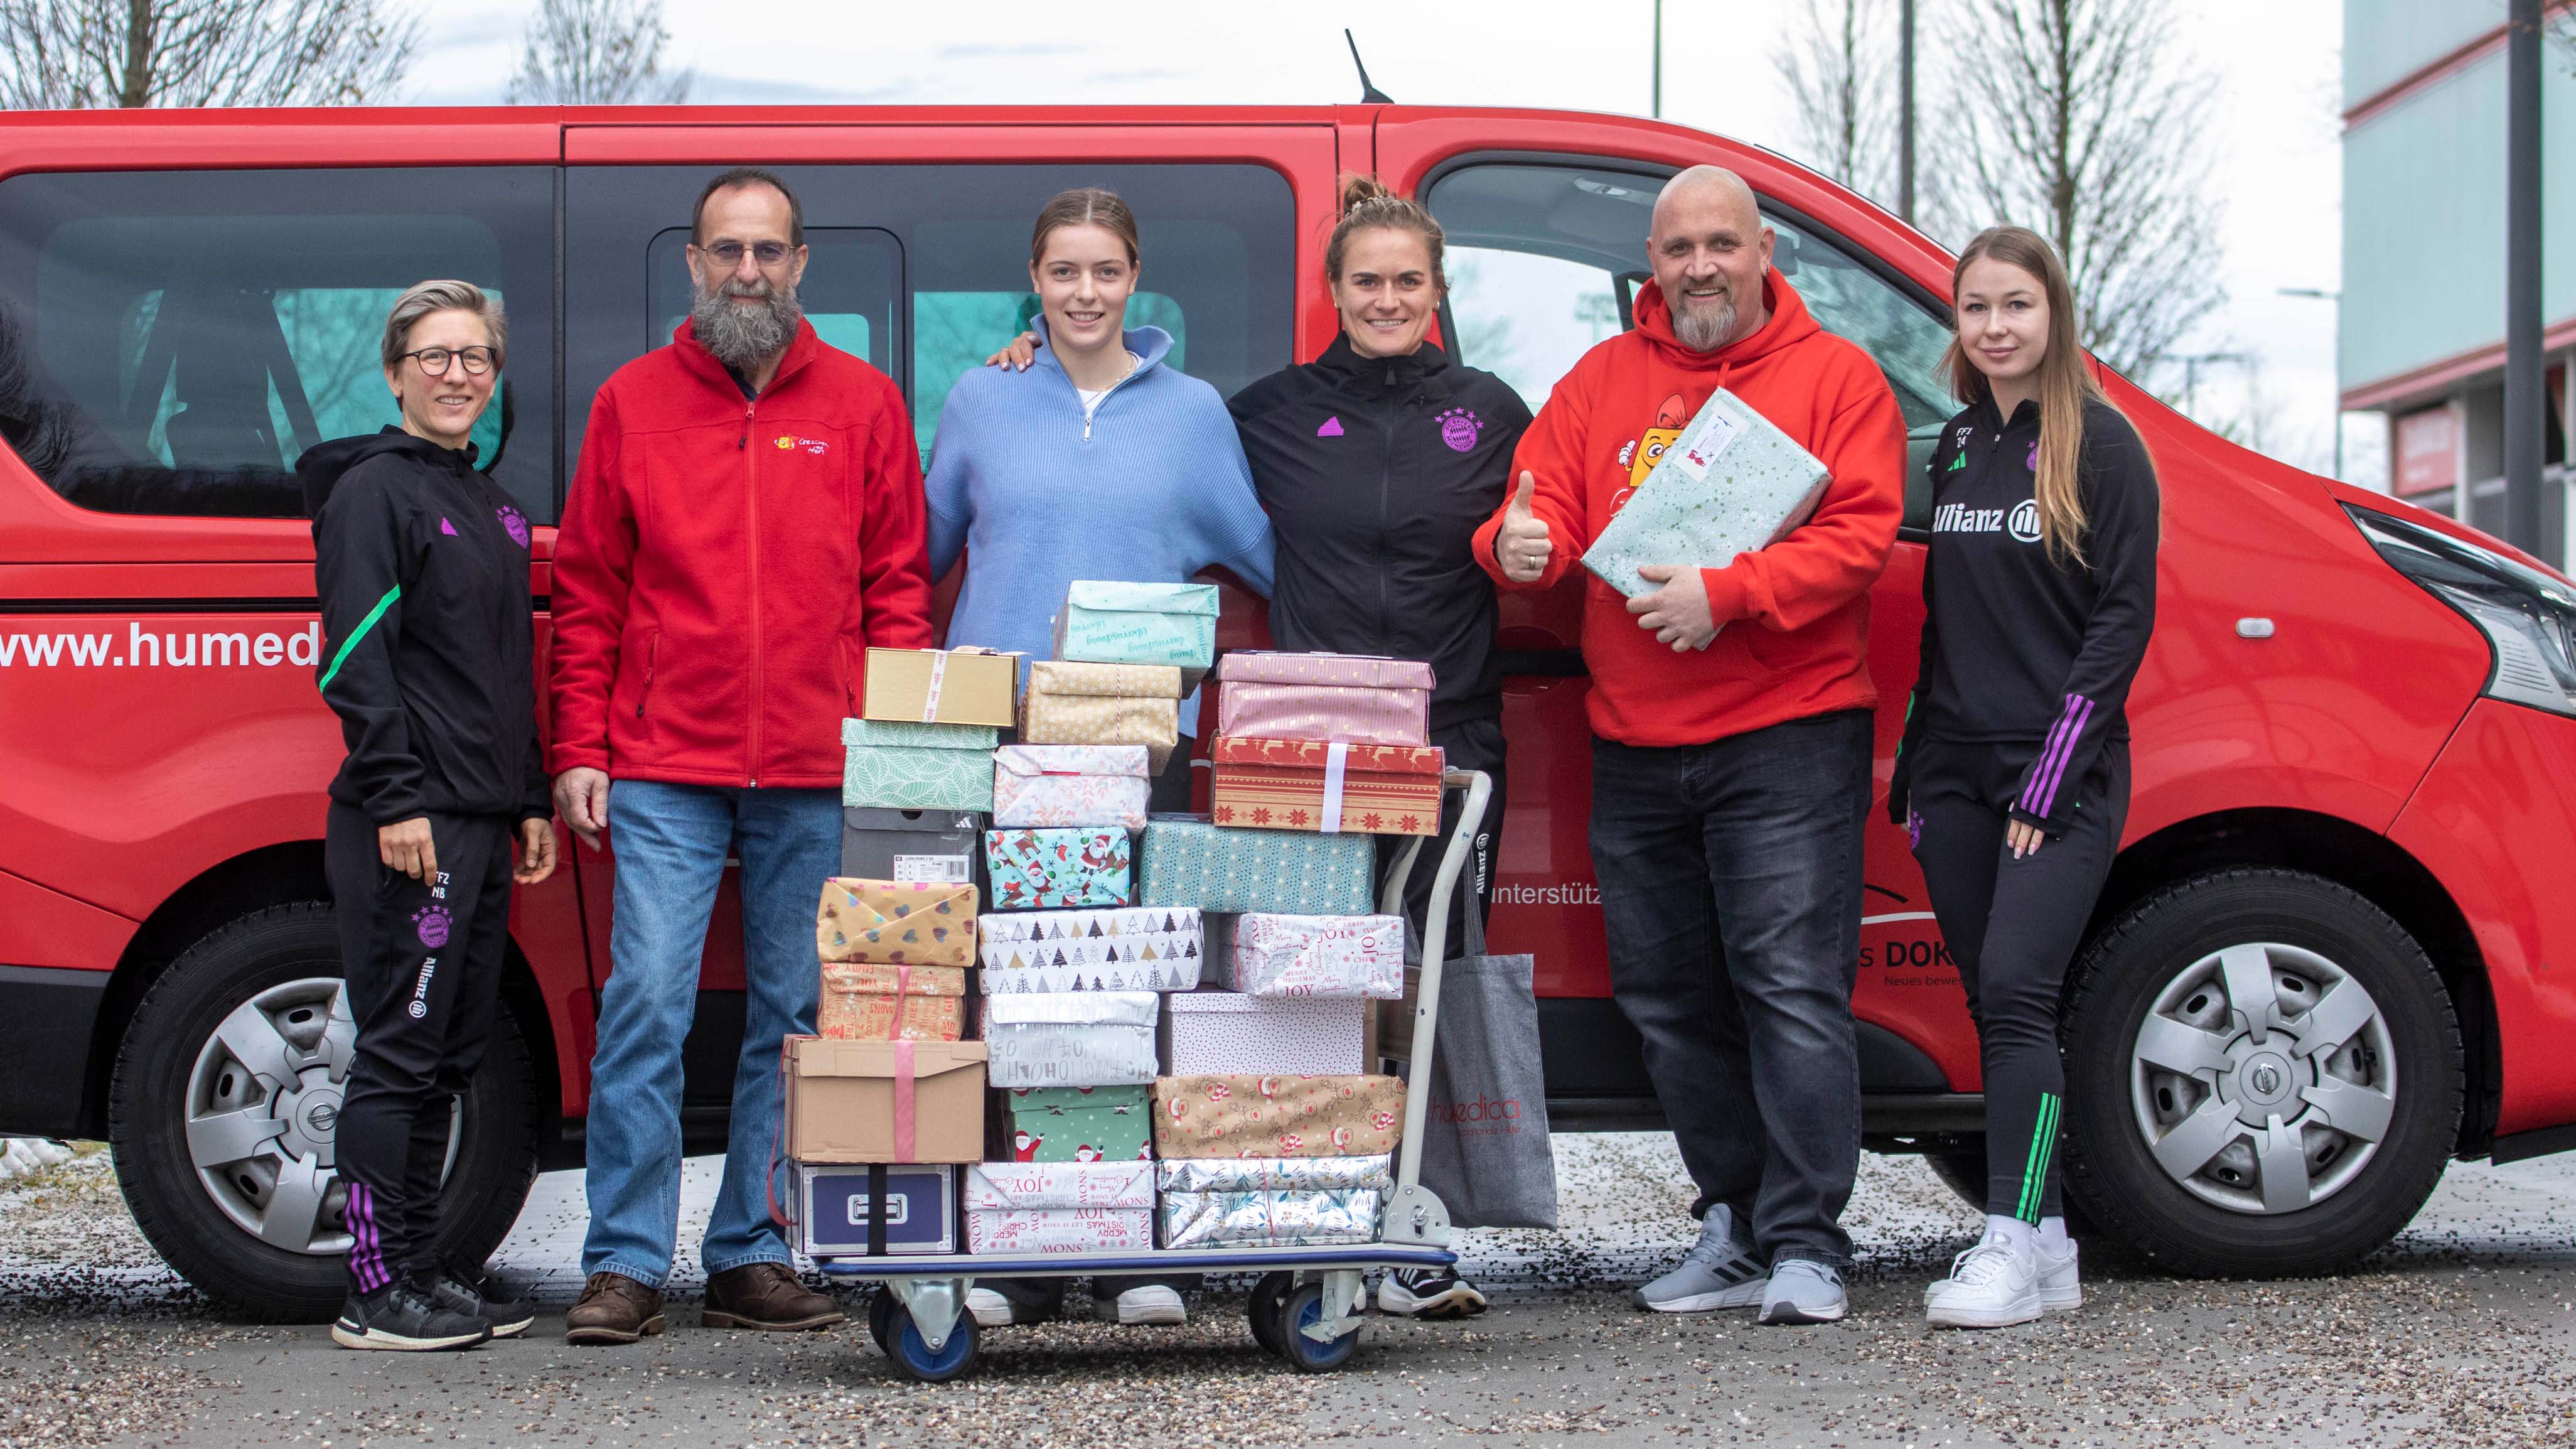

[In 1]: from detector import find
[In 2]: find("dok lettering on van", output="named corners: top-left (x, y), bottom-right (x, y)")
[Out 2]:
top-left (0, 620), bottom-right (323, 669)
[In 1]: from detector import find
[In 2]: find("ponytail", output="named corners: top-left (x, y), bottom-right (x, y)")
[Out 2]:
top-left (1326, 174), bottom-right (1447, 290)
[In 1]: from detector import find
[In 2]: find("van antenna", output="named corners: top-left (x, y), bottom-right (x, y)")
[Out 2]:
top-left (1345, 30), bottom-right (1393, 105)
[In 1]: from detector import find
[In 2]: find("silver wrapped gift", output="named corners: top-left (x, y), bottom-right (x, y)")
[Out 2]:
top-left (1154, 1155), bottom-right (1390, 1249)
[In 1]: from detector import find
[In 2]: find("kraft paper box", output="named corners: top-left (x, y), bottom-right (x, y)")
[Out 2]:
top-left (1157, 1156), bottom-right (1389, 1249)
top-left (796, 1163), bottom-right (958, 1258)
top-left (1006, 1085), bottom-right (1154, 1162)
top-left (818, 961), bottom-right (969, 1042)
top-left (982, 991), bottom-right (1161, 1088)
top-left (1214, 652), bottom-right (1434, 747)
top-left (782, 1035), bottom-right (987, 1164)
top-left (963, 1161), bottom-right (1157, 1254)
top-left (1052, 580), bottom-right (1221, 681)
top-left (992, 745), bottom-right (1152, 831)
top-left (985, 827), bottom-right (1132, 910)
top-left (862, 647), bottom-right (1023, 728)
top-left (979, 906), bottom-right (1205, 994)
top-left (1152, 1073), bottom-right (1406, 1158)
top-left (1580, 385), bottom-right (1833, 601)
top-left (1161, 991), bottom-right (1366, 1075)
top-left (1019, 660), bottom-right (1184, 772)
top-left (1208, 738), bottom-right (1444, 836)
top-left (841, 718), bottom-right (998, 812)
top-left (1139, 817), bottom-right (1375, 915)
top-left (1223, 913), bottom-right (1407, 998)
top-left (841, 807), bottom-right (984, 886)
top-left (815, 878), bottom-right (977, 967)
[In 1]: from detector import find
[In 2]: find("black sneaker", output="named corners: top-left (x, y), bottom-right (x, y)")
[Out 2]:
top-left (1377, 1267), bottom-right (1488, 1319)
top-left (332, 1282), bottom-right (493, 1352)
top-left (428, 1269), bottom-right (537, 1339)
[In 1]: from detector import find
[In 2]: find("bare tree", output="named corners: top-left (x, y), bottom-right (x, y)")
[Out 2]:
top-left (503, 0), bottom-right (692, 105)
top-left (1930, 0), bottom-right (2226, 384)
top-left (1771, 0), bottom-right (1897, 205)
top-left (0, 0), bottom-right (416, 109)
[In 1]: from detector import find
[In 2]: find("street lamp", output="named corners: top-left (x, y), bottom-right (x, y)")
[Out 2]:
top-left (2280, 286), bottom-right (2344, 480)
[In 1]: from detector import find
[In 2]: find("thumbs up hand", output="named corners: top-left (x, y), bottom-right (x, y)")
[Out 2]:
top-left (1495, 471), bottom-right (1554, 583)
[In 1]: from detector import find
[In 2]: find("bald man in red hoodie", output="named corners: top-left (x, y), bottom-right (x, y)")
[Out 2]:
top-left (1476, 166), bottom-right (1906, 1327)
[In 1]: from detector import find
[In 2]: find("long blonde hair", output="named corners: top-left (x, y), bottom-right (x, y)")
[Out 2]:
top-left (1941, 226), bottom-right (2108, 569)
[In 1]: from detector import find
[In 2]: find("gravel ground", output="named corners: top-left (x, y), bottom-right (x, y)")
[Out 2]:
top-left (2, 1138), bottom-right (2572, 1449)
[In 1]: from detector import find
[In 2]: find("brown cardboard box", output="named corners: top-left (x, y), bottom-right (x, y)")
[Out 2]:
top-left (863, 648), bottom-right (1022, 728)
top-left (783, 1035), bottom-right (987, 1163)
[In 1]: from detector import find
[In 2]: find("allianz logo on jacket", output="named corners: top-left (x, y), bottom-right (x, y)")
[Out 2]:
top-left (1932, 498), bottom-right (2043, 544)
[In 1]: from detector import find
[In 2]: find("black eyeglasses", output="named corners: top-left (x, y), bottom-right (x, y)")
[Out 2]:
top-left (698, 240), bottom-right (795, 267)
top-left (402, 346), bottom-right (498, 376)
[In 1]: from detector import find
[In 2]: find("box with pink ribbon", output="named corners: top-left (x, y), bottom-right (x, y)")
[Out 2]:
top-left (1213, 652), bottom-right (1436, 747)
top-left (781, 1035), bottom-right (986, 1164)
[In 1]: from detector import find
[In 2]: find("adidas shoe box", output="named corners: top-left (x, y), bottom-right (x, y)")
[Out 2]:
top-left (840, 808), bottom-right (985, 887)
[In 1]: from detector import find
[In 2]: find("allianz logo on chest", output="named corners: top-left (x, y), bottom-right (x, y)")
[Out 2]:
top-left (1932, 498), bottom-right (2043, 544)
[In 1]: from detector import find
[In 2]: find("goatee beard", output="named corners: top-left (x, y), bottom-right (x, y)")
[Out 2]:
top-left (1672, 295), bottom-right (1736, 353)
top-left (693, 277), bottom-right (803, 370)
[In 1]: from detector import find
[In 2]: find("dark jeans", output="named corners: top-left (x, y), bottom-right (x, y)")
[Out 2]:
top-left (1589, 710), bottom-right (1872, 1270)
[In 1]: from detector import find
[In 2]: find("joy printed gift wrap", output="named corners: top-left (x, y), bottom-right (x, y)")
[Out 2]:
top-left (840, 718), bottom-right (998, 812)
top-left (1156, 1155), bottom-right (1390, 1249)
top-left (1213, 652), bottom-right (1434, 747)
top-left (978, 906), bottom-right (1204, 994)
top-left (818, 961), bottom-right (969, 1042)
top-left (991, 745), bottom-right (1152, 831)
top-left (814, 878), bottom-right (977, 967)
top-left (1221, 913), bottom-right (1406, 998)
top-left (1152, 1074), bottom-right (1406, 1158)
top-left (1138, 818), bottom-right (1374, 915)
top-left (1579, 385), bottom-right (1833, 602)
top-left (1052, 581), bottom-right (1221, 679)
top-left (1019, 660), bottom-right (1184, 772)
top-left (963, 1160), bottom-right (1157, 1254)
top-left (984, 827), bottom-right (1132, 910)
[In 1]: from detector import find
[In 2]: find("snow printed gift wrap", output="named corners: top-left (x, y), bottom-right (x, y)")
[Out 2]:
top-left (840, 718), bottom-right (999, 811)
top-left (1019, 660), bottom-right (1184, 772)
top-left (1138, 819), bottom-right (1375, 915)
top-left (1152, 1074), bottom-right (1406, 1158)
top-left (1156, 1155), bottom-right (1390, 1248)
top-left (990, 744), bottom-right (1152, 831)
top-left (814, 879), bottom-right (978, 967)
top-left (1579, 385), bottom-right (1833, 600)
top-left (984, 827), bottom-right (1132, 910)
top-left (1213, 652), bottom-right (1434, 747)
top-left (982, 991), bottom-right (1161, 1088)
top-left (1223, 913), bottom-right (1407, 997)
top-left (963, 1160), bottom-right (1156, 1254)
top-left (978, 906), bottom-right (1204, 994)
top-left (1052, 580), bottom-right (1221, 676)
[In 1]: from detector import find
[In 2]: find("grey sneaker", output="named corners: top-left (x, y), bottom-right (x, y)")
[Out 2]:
top-left (1759, 1259), bottom-right (1847, 1325)
top-left (1633, 1206), bottom-right (1768, 1313)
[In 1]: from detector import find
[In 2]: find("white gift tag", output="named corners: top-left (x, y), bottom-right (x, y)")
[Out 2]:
top-left (1670, 410), bottom-right (1741, 482)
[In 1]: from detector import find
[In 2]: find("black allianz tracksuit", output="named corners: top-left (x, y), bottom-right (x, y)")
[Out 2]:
top-left (303, 429), bottom-right (548, 1292)
top-left (1228, 337), bottom-right (1533, 940)
top-left (1887, 394), bottom-right (2157, 1220)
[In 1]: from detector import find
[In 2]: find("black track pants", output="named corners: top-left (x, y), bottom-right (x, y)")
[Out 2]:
top-left (325, 804), bottom-right (515, 1293)
top-left (1905, 738), bottom-right (2128, 1220)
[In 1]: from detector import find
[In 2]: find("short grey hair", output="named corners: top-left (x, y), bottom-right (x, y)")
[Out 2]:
top-left (380, 279), bottom-right (507, 372)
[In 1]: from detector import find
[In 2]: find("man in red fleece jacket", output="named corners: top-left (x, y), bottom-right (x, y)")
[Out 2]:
top-left (547, 168), bottom-right (934, 1344)
top-left (1477, 166), bottom-right (1905, 1326)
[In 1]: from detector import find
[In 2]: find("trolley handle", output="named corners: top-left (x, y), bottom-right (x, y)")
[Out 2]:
top-left (1390, 768), bottom-right (1493, 1201)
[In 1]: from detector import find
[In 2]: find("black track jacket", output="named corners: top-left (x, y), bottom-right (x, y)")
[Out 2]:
top-left (304, 429), bottom-right (549, 826)
top-left (1891, 394), bottom-right (2159, 834)
top-left (1227, 337), bottom-right (1533, 731)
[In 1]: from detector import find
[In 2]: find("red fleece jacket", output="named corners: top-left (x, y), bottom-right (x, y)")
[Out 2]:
top-left (1473, 272), bottom-right (1906, 747)
top-left (550, 320), bottom-right (935, 788)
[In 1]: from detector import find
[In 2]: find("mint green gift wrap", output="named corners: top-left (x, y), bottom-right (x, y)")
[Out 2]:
top-left (1139, 817), bottom-right (1375, 915)
top-left (840, 718), bottom-right (999, 811)
top-left (1051, 581), bottom-right (1220, 677)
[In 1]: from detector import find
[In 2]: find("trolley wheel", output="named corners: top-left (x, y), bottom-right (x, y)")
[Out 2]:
top-left (867, 1288), bottom-right (898, 1355)
top-left (882, 1302), bottom-right (979, 1382)
top-left (1247, 1272), bottom-right (1294, 1355)
top-left (1272, 1281), bottom-right (1361, 1373)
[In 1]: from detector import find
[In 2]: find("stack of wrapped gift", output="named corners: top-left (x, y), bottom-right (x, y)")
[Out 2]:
top-left (814, 878), bottom-right (977, 1042)
top-left (1152, 1073), bottom-right (1405, 1247)
top-left (780, 1033), bottom-right (985, 1258)
top-left (1018, 581), bottom-right (1220, 772)
top-left (844, 645), bottom-right (1021, 884)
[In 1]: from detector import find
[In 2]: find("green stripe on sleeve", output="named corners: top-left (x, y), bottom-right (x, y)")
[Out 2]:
top-left (318, 584), bottom-right (401, 692)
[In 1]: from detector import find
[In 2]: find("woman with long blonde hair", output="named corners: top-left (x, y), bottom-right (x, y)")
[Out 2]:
top-left (1886, 225), bottom-right (2159, 1328)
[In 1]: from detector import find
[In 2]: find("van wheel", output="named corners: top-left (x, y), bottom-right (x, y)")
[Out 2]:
top-left (108, 903), bottom-right (542, 1323)
top-left (2059, 869), bottom-right (2460, 1278)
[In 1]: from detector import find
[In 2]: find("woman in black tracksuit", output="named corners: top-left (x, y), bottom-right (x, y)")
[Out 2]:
top-left (306, 280), bottom-right (553, 1352)
top-left (1886, 226), bottom-right (2157, 1329)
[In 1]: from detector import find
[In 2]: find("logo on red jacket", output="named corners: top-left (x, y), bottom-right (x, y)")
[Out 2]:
top-left (773, 434), bottom-right (828, 455)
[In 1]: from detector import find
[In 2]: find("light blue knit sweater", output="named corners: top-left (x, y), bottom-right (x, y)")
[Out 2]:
top-left (925, 322), bottom-right (1277, 735)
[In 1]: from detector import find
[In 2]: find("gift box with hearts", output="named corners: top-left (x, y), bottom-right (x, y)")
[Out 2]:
top-left (813, 878), bottom-right (977, 967)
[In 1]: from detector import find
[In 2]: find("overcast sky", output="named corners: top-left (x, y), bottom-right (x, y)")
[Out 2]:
top-left (409, 0), bottom-right (2366, 483)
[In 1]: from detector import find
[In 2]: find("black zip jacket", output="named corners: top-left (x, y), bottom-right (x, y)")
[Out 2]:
top-left (1890, 394), bottom-right (2159, 834)
top-left (303, 429), bottom-right (549, 826)
top-left (1226, 337), bottom-right (1533, 730)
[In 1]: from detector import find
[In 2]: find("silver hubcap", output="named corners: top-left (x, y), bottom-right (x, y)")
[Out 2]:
top-left (183, 976), bottom-right (458, 1256)
top-left (2128, 942), bottom-right (2396, 1215)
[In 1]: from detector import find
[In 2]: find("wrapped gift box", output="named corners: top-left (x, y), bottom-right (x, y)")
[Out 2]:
top-left (841, 807), bottom-right (985, 886)
top-left (862, 647), bottom-right (1022, 728)
top-left (983, 991), bottom-right (1160, 1088)
top-left (818, 961), bottom-right (969, 1042)
top-left (992, 745), bottom-right (1152, 831)
top-left (1156, 1156), bottom-right (1389, 1249)
top-left (1005, 1085), bottom-right (1154, 1162)
top-left (985, 827), bottom-right (1132, 910)
top-left (783, 1036), bottom-right (985, 1164)
top-left (1221, 913), bottom-right (1406, 998)
top-left (1052, 580), bottom-right (1220, 680)
top-left (795, 1163), bottom-right (958, 1258)
top-left (1161, 992), bottom-right (1365, 1075)
top-left (842, 719), bottom-right (997, 812)
top-left (1139, 818), bottom-right (1374, 915)
top-left (815, 878), bottom-right (977, 967)
top-left (1020, 660), bottom-right (1184, 773)
top-left (979, 907), bottom-right (1204, 994)
top-left (963, 1160), bottom-right (1157, 1254)
top-left (1579, 385), bottom-right (1833, 601)
top-left (1208, 738), bottom-right (1444, 837)
top-left (1213, 652), bottom-right (1434, 748)
top-left (1152, 1073), bottom-right (1405, 1158)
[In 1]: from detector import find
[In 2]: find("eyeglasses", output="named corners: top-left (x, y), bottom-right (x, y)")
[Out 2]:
top-left (402, 346), bottom-right (497, 376)
top-left (698, 240), bottom-right (795, 268)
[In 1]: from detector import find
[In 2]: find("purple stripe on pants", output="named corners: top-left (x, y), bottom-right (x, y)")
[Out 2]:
top-left (346, 1180), bottom-right (387, 1294)
top-left (2019, 696), bottom-right (2085, 812)
top-left (2029, 696), bottom-right (2095, 818)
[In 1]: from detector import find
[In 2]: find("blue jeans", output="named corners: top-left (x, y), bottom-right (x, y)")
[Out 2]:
top-left (581, 780), bottom-right (839, 1287)
top-left (1588, 710), bottom-right (1872, 1270)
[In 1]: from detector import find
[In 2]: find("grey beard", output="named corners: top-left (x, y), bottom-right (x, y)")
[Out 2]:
top-left (1671, 295), bottom-right (1737, 353)
top-left (692, 278), bottom-right (803, 370)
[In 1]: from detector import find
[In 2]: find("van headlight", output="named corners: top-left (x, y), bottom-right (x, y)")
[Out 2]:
top-left (2348, 505), bottom-right (2576, 717)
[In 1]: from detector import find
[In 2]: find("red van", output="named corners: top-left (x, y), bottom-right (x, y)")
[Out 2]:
top-left (3, 105), bottom-right (2572, 1321)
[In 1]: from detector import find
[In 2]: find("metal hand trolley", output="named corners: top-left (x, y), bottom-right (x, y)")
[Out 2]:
top-left (818, 769), bottom-right (1493, 1381)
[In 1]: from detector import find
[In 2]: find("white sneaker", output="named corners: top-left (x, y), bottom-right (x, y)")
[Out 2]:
top-left (1925, 1237), bottom-right (2046, 1328)
top-left (1095, 1284), bottom-right (1187, 1326)
top-left (965, 1287), bottom-right (1017, 1327)
top-left (2034, 1237), bottom-right (2081, 1313)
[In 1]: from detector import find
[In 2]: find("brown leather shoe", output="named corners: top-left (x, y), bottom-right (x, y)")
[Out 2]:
top-left (702, 1262), bottom-right (844, 1332)
top-left (566, 1271), bottom-right (666, 1345)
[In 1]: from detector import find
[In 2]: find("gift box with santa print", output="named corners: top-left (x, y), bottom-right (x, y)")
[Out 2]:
top-left (983, 826), bottom-right (1132, 910)
top-left (1151, 1073), bottom-right (1405, 1158)
top-left (1004, 1085), bottom-right (1153, 1163)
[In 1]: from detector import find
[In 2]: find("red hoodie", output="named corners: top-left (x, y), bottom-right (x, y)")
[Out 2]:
top-left (1472, 272), bottom-right (1906, 747)
top-left (550, 320), bottom-right (935, 788)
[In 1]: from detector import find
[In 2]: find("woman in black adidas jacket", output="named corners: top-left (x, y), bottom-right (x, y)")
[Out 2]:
top-left (1886, 227), bottom-right (2158, 1330)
